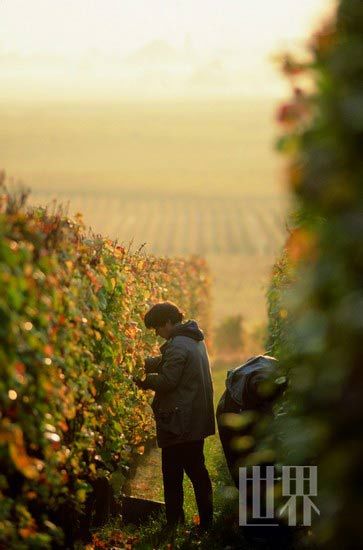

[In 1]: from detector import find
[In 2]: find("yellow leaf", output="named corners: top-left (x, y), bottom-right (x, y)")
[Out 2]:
top-left (77, 489), bottom-right (87, 502)
top-left (64, 405), bottom-right (76, 420)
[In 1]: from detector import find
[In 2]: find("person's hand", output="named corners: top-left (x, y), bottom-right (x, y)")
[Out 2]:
top-left (144, 356), bottom-right (162, 374)
top-left (133, 375), bottom-right (147, 389)
top-left (144, 357), bottom-right (155, 373)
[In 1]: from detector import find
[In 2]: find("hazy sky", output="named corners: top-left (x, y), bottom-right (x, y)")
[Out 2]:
top-left (1, 0), bottom-right (335, 99)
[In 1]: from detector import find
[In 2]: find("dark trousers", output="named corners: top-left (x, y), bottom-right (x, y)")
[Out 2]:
top-left (161, 439), bottom-right (213, 527)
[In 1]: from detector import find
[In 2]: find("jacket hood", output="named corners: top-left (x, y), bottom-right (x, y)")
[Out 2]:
top-left (170, 320), bottom-right (204, 341)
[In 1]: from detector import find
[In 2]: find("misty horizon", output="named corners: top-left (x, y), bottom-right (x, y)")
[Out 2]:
top-left (1, 37), bottom-right (290, 101)
top-left (1, 0), bottom-right (333, 101)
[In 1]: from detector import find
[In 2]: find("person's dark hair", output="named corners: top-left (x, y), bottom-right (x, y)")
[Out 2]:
top-left (144, 301), bottom-right (184, 328)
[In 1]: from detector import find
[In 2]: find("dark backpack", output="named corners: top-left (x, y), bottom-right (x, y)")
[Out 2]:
top-left (216, 354), bottom-right (278, 486)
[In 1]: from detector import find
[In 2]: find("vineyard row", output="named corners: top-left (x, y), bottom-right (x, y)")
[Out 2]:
top-left (31, 192), bottom-right (288, 256)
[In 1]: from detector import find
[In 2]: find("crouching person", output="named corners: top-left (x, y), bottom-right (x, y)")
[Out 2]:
top-left (134, 301), bottom-right (215, 531)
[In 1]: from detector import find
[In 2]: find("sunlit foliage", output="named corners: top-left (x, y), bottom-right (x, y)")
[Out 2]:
top-left (265, 1), bottom-right (363, 547)
top-left (0, 178), bottom-right (210, 548)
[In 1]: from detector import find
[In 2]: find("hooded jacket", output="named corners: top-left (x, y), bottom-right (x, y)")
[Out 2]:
top-left (141, 320), bottom-right (215, 448)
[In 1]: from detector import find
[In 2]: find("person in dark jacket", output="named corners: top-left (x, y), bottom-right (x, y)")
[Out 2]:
top-left (134, 301), bottom-right (215, 530)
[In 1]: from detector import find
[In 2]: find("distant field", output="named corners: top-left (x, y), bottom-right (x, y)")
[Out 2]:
top-left (0, 98), bottom-right (285, 199)
top-left (2, 98), bottom-right (289, 326)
